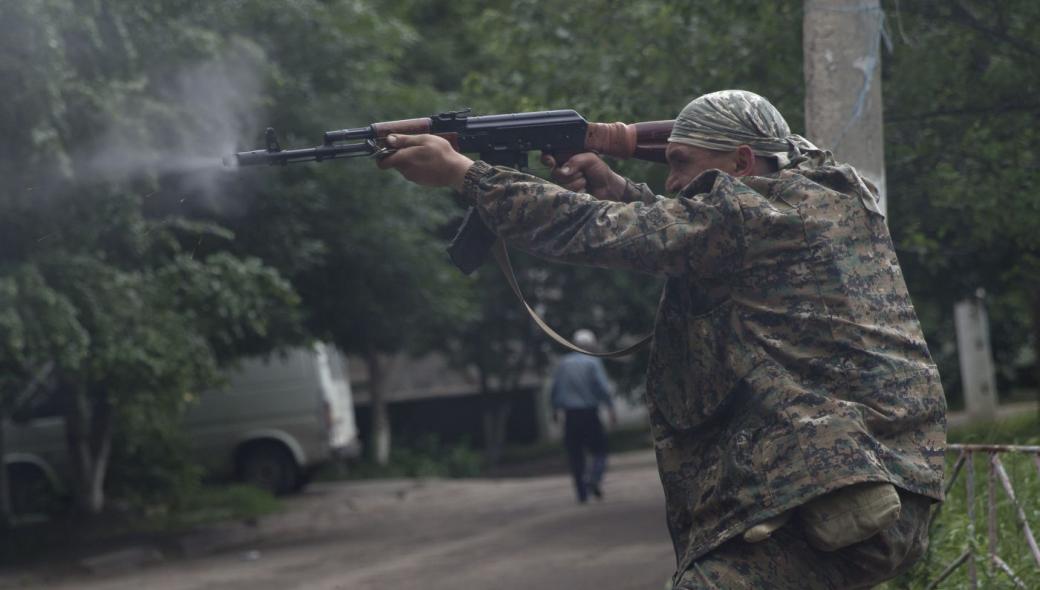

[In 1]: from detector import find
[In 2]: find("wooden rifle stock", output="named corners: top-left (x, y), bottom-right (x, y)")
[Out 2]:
top-left (584, 120), bottom-right (672, 163)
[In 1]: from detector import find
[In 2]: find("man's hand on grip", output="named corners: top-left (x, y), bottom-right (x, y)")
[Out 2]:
top-left (540, 152), bottom-right (628, 201)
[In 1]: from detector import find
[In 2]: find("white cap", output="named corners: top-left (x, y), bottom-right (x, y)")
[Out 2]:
top-left (572, 329), bottom-right (597, 349)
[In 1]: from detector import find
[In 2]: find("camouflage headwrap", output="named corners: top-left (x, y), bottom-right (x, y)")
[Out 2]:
top-left (669, 90), bottom-right (824, 169)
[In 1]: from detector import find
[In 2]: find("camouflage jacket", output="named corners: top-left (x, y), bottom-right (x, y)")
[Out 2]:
top-left (460, 160), bottom-right (946, 572)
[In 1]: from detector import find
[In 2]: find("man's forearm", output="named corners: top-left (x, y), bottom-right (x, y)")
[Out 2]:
top-left (457, 160), bottom-right (732, 277)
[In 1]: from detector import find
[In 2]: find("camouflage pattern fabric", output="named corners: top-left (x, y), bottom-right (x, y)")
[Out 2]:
top-left (670, 90), bottom-right (823, 169)
top-left (460, 154), bottom-right (946, 583)
top-left (673, 488), bottom-right (932, 589)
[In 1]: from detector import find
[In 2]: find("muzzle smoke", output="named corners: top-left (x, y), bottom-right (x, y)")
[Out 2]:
top-left (76, 48), bottom-right (265, 202)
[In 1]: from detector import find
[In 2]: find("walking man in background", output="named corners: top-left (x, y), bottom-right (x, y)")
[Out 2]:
top-left (550, 329), bottom-right (617, 503)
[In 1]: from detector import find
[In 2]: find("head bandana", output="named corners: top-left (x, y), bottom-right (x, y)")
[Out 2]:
top-left (670, 90), bottom-right (884, 215)
top-left (669, 90), bottom-right (827, 170)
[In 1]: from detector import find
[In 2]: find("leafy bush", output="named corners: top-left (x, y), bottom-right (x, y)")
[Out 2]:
top-left (106, 416), bottom-right (204, 519)
top-left (163, 485), bottom-right (281, 530)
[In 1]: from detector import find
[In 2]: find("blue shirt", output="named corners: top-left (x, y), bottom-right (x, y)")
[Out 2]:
top-left (550, 353), bottom-right (613, 410)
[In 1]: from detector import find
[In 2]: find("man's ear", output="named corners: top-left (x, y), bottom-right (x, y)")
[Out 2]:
top-left (733, 145), bottom-right (755, 176)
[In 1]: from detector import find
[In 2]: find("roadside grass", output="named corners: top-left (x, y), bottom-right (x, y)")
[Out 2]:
top-left (318, 435), bottom-right (485, 481)
top-left (0, 484), bottom-right (280, 566)
top-left (882, 412), bottom-right (1040, 589)
top-left (143, 484), bottom-right (282, 530)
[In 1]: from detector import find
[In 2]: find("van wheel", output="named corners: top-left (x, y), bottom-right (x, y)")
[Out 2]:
top-left (7, 464), bottom-right (57, 516)
top-left (238, 442), bottom-right (299, 495)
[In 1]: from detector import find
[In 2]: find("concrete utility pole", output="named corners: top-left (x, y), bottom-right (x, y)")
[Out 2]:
top-left (804, 1), bottom-right (1000, 420)
top-left (803, 0), bottom-right (888, 214)
top-left (954, 292), bottom-right (999, 422)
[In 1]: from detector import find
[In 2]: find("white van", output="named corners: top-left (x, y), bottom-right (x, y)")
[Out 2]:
top-left (184, 343), bottom-right (360, 493)
top-left (3, 343), bottom-right (360, 513)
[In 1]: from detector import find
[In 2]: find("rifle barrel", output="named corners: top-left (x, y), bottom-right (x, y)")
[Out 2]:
top-left (322, 126), bottom-right (377, 145)
top-left (227, 142), bottom-right (374, 167)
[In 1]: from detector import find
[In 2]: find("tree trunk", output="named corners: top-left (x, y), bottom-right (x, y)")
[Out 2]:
top-left (477, 363), bottom-right (513, 468)
top-left (365, 352), bottom-right (391, 466)
top-left (481, 397), bottom-right (512, 468)
top-left (534, 376), bottom-right (554, 443)
top-left (481, 320), bottom-right (537, 466)
top-left (86, 395), bottom-right (114, 514)
top-left (63, 385), bottom-right (113, 515)
top-left (0, 415), bottom-right (11, 528)
top-left (1034, 290), bottom-right (1040, 422)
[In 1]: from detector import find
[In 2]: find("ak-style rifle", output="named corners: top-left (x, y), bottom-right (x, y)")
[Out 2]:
top-left (227, 109), bottom-right (673, 275)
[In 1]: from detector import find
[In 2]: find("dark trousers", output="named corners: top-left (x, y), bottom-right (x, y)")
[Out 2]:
top-left (563, 408), bottom-right (608, 502)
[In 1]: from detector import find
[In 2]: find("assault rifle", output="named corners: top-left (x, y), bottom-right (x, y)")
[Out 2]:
top-left (227, 109), bottom-right (673, 275)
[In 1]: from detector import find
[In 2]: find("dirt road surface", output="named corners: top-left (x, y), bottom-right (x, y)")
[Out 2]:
top-left (8, 451), bottom-right (675, 590)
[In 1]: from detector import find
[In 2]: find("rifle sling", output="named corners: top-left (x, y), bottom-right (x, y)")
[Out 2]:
top-left (491, 239), bottom-right (652, 358)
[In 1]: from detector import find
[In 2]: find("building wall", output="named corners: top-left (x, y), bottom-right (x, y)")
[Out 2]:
top-left (352, 386), bottom-right (540, 451)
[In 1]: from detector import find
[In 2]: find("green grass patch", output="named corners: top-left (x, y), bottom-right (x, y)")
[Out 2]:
top-left (883, 413), bottom-right (1040, 589)
top-left (106, 483), bottom-right (283, 533)
top-left (155, 484), bottom-right (282, 530)
top-left (948, 411), bottom-right (1040, 445)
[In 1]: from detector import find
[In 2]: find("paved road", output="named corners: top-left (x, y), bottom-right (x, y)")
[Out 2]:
top-left (11, 451), bottom-right (675, 590)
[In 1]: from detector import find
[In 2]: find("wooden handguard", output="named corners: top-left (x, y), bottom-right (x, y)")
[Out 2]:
top-left (368, 118), bottom-right (465, 151)
top-left (585, 120), bottom-right (673, 163)
top-left (370, 117), bottom-right (432, 137)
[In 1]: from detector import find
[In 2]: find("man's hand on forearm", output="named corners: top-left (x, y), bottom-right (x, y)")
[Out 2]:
top-left (376, 134), bottom-right (474, 192)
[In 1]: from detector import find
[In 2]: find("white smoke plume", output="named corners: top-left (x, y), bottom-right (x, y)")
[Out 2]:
top-left (75, 43), bottom-right (268, 208)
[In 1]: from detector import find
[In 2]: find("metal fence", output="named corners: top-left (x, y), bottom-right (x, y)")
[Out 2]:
top-left (927, 444), bottom-right (1040, 590)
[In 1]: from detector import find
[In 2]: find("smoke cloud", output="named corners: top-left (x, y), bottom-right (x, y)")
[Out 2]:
top-left (75, 44), bottom-right (268, 210)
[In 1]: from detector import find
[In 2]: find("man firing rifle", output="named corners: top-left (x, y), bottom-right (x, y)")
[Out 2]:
top-left (377, 90), bottom-right (946, 589)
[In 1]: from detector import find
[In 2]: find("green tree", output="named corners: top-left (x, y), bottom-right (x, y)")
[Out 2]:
top-left (187, 0), bottom-right (478, 465)
top-left (229, 172), bottom-right (472, 464)
top-left (883, 0), bottom-right (1040, 403)
top-left (0, 0), bottom-right (303, 514)
top-left (0, 267), bottom-right (87, 524)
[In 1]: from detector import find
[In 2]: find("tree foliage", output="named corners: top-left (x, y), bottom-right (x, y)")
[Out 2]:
top-left (0, 0), bottom-right (306, 513)
top-left (883, 0), bottom-right (1040, 400)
